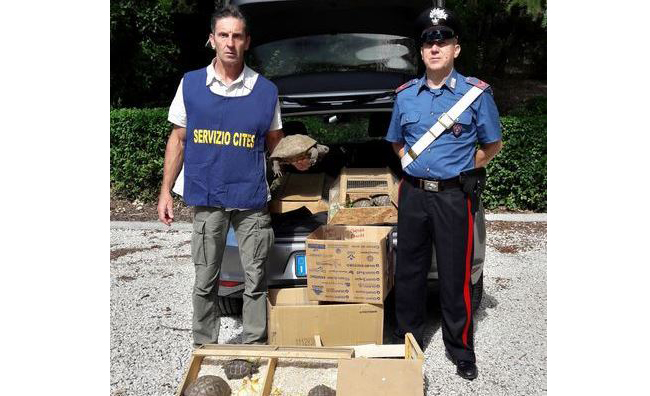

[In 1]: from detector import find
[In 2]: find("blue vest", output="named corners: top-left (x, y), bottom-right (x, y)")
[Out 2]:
top-left (182, 67), bottom-right (277, 209)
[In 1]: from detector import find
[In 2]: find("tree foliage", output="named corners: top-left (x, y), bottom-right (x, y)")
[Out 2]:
top-left (110, 0), bottom-right (184, 108)
top-left (111, 0), bottom-right (546, 107)
top-left (446, 0), bottom-right (546, 80)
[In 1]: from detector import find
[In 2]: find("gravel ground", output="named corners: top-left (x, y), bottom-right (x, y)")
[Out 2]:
top-left (110, 217), bottom-right (546, 395)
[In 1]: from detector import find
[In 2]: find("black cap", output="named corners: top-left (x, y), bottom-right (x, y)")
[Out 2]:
top-left (416, 6), bottom-right (460, 44)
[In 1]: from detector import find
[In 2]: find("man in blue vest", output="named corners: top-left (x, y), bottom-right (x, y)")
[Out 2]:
top-left (157, 5), bottom-right (308, 346)
top-left (385, 5), bottom-right (503, 380)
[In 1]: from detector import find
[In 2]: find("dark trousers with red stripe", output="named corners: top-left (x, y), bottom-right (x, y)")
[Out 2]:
top-left (395, 177), bottom-right (476, 363)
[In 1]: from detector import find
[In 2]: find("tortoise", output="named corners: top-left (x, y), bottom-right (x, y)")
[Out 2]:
top-left (223, 359), bottom-right (258, 380)
top-left (308, 384), bottom-right (336, 396)
top-left (370, 194), bottom-right (391, 206)
top-left (269, 134), bottom-right (329, 176)
top-left (351, 198), bottom-right (372, 208)
top-left (184, 375), bottom-right (231, 396)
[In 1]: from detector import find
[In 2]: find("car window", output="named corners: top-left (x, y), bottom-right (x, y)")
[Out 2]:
top-left (288, 115), bottom-right (370, 144)
top-left (249, 34), bottom-right (418, 78)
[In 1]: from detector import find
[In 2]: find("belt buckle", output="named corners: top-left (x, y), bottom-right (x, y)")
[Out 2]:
top-left (437, 112), bottom-right (456, 130)
top-left (423, 180), bottom-right (439, 192)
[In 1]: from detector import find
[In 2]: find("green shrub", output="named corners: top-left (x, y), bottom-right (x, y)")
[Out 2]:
top-left (110, 109), bottom-right (547, 211)
top-left (483, 115), bottom-right (547, 211)
top-left (110, 108), bottom-right (170, 201)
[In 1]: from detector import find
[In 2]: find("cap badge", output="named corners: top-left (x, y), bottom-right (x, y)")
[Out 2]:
top-left (429, 8), bottom-right (448, 25)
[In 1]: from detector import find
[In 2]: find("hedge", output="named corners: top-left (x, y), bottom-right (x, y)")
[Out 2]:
top-left (110, 108), bottom-right (546, 211)
top-left (482, 115), bottom-right (547, 211)
top-left (110, 108), bottom-right (170, 201)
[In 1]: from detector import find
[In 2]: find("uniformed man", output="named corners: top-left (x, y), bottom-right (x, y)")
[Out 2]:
top-left (157, 5), bottom-right (308, 346)
top-left (385, 5), bottom-right (503, 380)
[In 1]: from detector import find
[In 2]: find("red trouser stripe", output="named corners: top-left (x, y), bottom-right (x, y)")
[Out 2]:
top-left (462, 197), bottom-right (474, 347)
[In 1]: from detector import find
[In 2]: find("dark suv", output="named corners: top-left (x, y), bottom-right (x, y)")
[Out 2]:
top-left (212, 0), bottom-right (485, 316)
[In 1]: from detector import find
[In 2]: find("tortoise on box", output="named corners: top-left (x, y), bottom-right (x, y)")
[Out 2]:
top-left (270, 134), bottom-right (329, 176)
top-left (184, 375), bottom-right (231, 396)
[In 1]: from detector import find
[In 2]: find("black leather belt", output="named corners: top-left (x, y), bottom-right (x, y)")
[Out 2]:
top-left (403, 174), bottom-right (462, 192)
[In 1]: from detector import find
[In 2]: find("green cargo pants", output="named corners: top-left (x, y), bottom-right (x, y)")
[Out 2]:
top-left (191, 206), bottom-right (274, 345)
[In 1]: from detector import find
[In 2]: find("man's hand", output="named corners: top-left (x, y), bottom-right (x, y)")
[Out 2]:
top-left (266, 129), bottom-right (284, 154)
top-left (475, 140), bottom-right (503, 168)
top-left (392, 142), bottom-right (405, 159)
top-left (158, 125), bottom-right (185, 226)
top-left (291, 157), bottom-right (311, 171)
top-left (157, 191), bottom-right (175, 226)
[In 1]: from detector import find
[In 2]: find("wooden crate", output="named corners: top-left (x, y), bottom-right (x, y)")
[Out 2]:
top-left (328, 167), bottom-right (399, 225)
top-left (177, 334), bottom-right (423, 396)
top-left (177, 345), bottom-right (353, 396)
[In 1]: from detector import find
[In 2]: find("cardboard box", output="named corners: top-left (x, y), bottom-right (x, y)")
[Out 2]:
top-left (267, 287), bottom-right (383, 346)
top-left (306, 225), bottom-right (394, 304)
top-left (327, 167), bottom-right (399, 225)
top-left (337, 333), bottom-right (424, 395)
top-left (269, 172), bottom-right (329, 214)
top-left (176, 334), bottom-right (424, 396)
top-left (337, 359), bottom-right (423, 395)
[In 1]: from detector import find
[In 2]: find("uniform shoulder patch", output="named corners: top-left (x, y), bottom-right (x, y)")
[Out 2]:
top-left (395, 79), bottom-right (418, 93)
top-left (465, 76), bottom-right (490, 90)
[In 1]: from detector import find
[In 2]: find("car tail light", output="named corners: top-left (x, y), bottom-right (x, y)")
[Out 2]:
top-left (219, 280), bottom-right (243, 287)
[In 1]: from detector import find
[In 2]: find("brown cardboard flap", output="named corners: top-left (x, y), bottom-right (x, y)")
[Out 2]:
top-left (336, 358), bottom-right (423, 396)
top-left (268, 288), bottom-right (384, 346)
top-left (268, 287), bottom-right (318, 306)
top-left (308, 225), bottom-right (393, 241)
top-left (328, 206), bottom-right (397, 225)
top-left (278, 173), bottom-right (325, 201)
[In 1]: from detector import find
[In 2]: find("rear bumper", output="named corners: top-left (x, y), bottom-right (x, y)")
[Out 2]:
top-left (218, 204), bottom-right (486, 297)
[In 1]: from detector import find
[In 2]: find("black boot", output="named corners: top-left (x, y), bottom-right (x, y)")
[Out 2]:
top-left (455, 360), bottom-right (478, 380)
top-left (445, 349), bottom-right (478, 380)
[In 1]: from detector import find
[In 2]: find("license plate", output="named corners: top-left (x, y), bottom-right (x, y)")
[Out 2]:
top-left (295, 254), bottom-right (307, 277)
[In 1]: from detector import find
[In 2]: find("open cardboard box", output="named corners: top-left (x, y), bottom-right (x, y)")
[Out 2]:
top-left (268, 287), bottom-right (384, 346)
top-left (269, 172), bottom-right (329, 214)
top-left (176, 334), bottom-right (424, 396)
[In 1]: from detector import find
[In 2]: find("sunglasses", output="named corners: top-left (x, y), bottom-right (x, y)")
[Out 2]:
top-left (420, 29), bottom-right (456, 45)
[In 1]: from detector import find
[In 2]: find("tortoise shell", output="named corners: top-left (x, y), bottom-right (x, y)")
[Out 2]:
top-left (308, 384), bottom-right (336, 396)
top-left (351, 198), bottom-right (373, 208)
top-left (223, 359), bottom-right (254, 380)
top-left (270, 134), bottom-right (317, 160)
top-left (184, 375), bottom-right (231, 396)
top-left (371, 194), bottom-right (391, 206)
